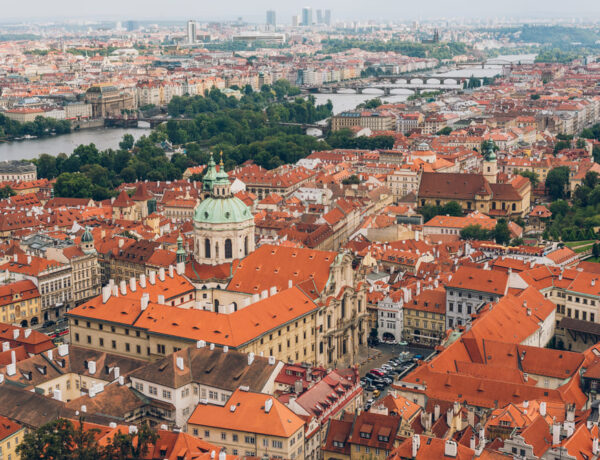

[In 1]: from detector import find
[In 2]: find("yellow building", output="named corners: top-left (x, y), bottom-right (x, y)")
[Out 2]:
top-left (188, 388), bottom-right (305, 459)
top-left (402, 288), bottom-right (446, 347)
top-left (0, 280), bottom-right (41, 328)
top-left (0, 415), bottom-right (25, 460)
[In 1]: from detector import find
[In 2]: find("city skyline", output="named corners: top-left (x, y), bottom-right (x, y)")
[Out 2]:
top-left (2, 0), bottom-right (600, 22)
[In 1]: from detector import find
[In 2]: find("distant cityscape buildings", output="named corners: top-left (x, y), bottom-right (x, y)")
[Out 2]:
top-left (266, 10), bottom-right (276, 28)
top-left (301, 7), bottom-right (312, 26)
top-left (187, 20), bottom-right (197, 44)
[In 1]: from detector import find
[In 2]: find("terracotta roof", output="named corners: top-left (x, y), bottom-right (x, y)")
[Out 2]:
top-left (188, 388), bottom-right (304, 438)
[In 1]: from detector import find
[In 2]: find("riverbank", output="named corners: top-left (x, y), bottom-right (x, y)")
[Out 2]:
top-left (0, 127), bottom-right (152, 161)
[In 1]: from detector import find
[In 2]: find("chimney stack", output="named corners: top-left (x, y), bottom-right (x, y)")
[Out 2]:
top-left (139, 274), bottom-right (147, 288)
top-left (129, 277), bottom-right (137, 292)
top-left (120, 280), bottom-right (127, 296)
top-left (168, 265), bottom-right (174, 278)
top-left (149, 271), bottom-right (156, 285)
top-left (412, 435), bottom-right (420, 458)
top-left (158, 267), bottom-right (165, 282)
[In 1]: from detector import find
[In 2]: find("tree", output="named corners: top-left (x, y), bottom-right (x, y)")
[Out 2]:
top-left (0, 185), bottom-right (15, 199)
top-left (584, 171), bottom-right (599, 189)
top-left (441, 201), bottom-right (463, 216)
top-left (17, 419), bottom-right (84, 460)
top-left (593, 243), bottom-right (600, 259)
top-left (576, 138), bottom-right (587, 149)
top-left (54, 172), bottom-right (94, 198)
top-left (494, 219), bottom-right (511, 245)
top-left (516, 169), bottom-right (539, 188)
top-left (342, 175), bottom-right (361, 185)
top-left (436, 126), bottom-right (453, 135)
top-left (554, 140), bottom-right (571, 154)
top-left (460, 224), bottom-right (493, 241)
top-left (119, 133), bottom-right (134, 150)
top-left (545, 166), bottom-right (570, 200)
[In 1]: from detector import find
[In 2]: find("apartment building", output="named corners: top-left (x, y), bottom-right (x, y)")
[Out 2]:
top-left (188, 389), bottom-right (305, 459)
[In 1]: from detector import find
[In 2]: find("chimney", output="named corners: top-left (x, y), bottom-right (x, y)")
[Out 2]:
top-left (444, 440), bottom-right (458, 458)
top-left (176, 356), bottom-right (184, 371)
top-left (168, 265), bottom-right (174, 278)
top-left (553, 423), bottom-right (561, 445)
top-left (158, 295), bottom-right (165, 305)
top-left (47, 349), bottom-right (53, 361)
top-left (268, 356), bottom-right (276, 365)
top-left (114, 366), bottom-right (120, 379)
top-left (56, 343), bottom-right (68, 358)
top-left (13, 254), bottom-right (17, 262)
top-left (197, 340), bottom-right (206, 348)
top-left (102, 286), bottom-right (110, 303)
top-left (158, 267), bottom-right (165, 282)
top-left (118, 376), bottom-right (124, 385)
top-left (6, 362), bottom-right (16, 376)
top-left (248, 352), bottom-right (255, 365)
top-left (209, 343), bottom-right (215, 350)
top-left (467, 407), bottom-right (475, 427)
top-left (119, 280), bottom-right (127, 296)
top-left (264, 398), bottom-right (273, 413)
top-left (540, 401), bottom-right (547, 417)
top-left (219, 450), bottom-right (226, 460)
top-left (269, 286), bottom-right (277, 296)
top-left (434, 404), bottom-right (441, 421)
top-left (149, 271), bottom-right (156, 285)
top-left (13, 329), bottom-right (19, 340)
top-left (88, 360), bottom-right (96, 375)
top-left (223, 346), bottom-right (228, 353)
top-left (412, 434), bottom-right (420, 458)
top-left (81, 405), bottom-right (87, 413)
top-left (141, 293), bottom-right (149, 311)
top-left (1, 342), bottom-right (9, 352)
top-left (109, 422), bottom-right (117, 428)
top-left (112, 285), bottom-right (118, 297)
top-left (470, 436), bottom-right (476, 450)
top-left (53, 389), bottom-right (62, 401)
top-left (24, 328), bottom-right (31, 338)
top-left (118, 238), bottom-right (124, 248)
top-left (129, 277), bottom-right (137, 292)
top-left (260, 289), bottom-right (268, 299)
top-left (10, 350), bottom-right (16, 364)
top-left (446, 408), bottom-right (453, 426)
top-left (129, 426), bottom-right (138, 434)
top-left (139, 274), bottom-right (147, 288)
top-left (593, 438), bottom-right (599, 455)
top-left (288, 279), bottom-right (293, 289)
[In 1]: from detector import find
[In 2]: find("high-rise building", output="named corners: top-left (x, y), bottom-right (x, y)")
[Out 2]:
top-left (324, 9), bottom-right (331, 26)
top-left (301, 7), bottom-right (312, 26)
top-left (292, 15), bottom-right (300, 27)
top-left (125, 20), bottom-right (138, 32)
top-left (266, 10), bottom-right (276, 28)
top-left (187, 20), bottom-right (197, 44)
top-left (316, 9), bottom-right (323, 24)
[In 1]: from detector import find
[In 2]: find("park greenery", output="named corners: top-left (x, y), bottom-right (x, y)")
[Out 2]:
top-left (543, 172), bottom-right (600, 242)
top-left (319, 38), bottom-right (471, 60)
top-left (30, 81), bottom-right (397, 199)
top-left (419, 201), bottom-right (464, 222)
top-left (0, 114), bottom-right (71, 141)
top-left (17, 418), bottom-right (158, 460)
top-left (459, 219), bottom-right (512, 245)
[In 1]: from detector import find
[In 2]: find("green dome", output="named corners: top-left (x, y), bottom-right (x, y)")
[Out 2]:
top-left (81, 228), bottom-right (93, 243)
top-left (194, 196), bottom-right (252, 224)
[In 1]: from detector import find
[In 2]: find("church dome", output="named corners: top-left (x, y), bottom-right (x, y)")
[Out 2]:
top-left (194, 196), bottom-right (252, 224)
top-left (81, 228), bottom-right (94, 243)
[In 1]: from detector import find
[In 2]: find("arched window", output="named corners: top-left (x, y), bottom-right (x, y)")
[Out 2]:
top-left (204, 238), bottom-right (211, 258)
top-left (225, 239), bottom-right (232, 259)
top-left (244, 236), bottom-right (249, 256)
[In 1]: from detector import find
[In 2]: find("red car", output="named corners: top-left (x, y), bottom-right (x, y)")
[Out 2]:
top-left (370, 369), bottom-right (384, 377)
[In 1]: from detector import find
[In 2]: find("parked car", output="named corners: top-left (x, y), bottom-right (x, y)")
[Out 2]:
top-left (42, 320), bottom-right (56, 328)
top-left (373, 390), bottom-right (381, 398)
top-left (413, 354), bottom-right (424, 361)
top-left (374, 382), bottom-right (386, 390)
top-left (383, 377), bottom-right (393, 385)
top-left (398, 341), bottom-right (408, 347)
top-left (370, 369), bottom-right (385, 377)
top-left (367, 398), bottom-right (374, 405)
top-left (365, 384), bottom-right (376, 392)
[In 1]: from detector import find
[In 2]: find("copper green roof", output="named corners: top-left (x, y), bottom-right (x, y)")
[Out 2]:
top-left (194, 196), bottom-right (252, 224)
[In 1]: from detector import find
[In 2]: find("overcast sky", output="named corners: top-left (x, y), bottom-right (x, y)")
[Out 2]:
top-left (3, 0), bottom-right (600, 22)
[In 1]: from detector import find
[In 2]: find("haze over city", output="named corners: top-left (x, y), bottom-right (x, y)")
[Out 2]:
top-left (2, 0), bottom-right (600, 21)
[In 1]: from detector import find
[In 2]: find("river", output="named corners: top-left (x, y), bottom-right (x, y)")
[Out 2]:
top-left (312, 88), bottom-right (413, 114)
top-left (0, 127), bottom-right (152, 161)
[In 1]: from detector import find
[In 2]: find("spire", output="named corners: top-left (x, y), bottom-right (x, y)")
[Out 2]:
top-left (202, 152), bottom-right (218, 192)
top-left (176, 233), bottom-right (186, 263)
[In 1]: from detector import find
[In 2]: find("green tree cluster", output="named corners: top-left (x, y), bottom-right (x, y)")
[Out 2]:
top-left (0, 114), bottom-right (71, 141)
top-left (420, 201), bottom-right (463, 222)
top-left (17, 418), bottom-right (158, 460)
top-left (545, 166), bottom-right (570, 200)
top-left (459, 219), bottom-right (511, 245)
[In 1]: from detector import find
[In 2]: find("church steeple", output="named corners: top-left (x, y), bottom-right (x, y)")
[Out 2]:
top-left (176, 234), bottom-right (186, 264)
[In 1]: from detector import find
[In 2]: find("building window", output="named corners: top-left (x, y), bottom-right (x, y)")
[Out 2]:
top-left (205, 239), bottom-right (211, 258)
top-left (225, 239), bottom-right (232, 259)
top-left (245, 436), bottom-right (255, 444)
